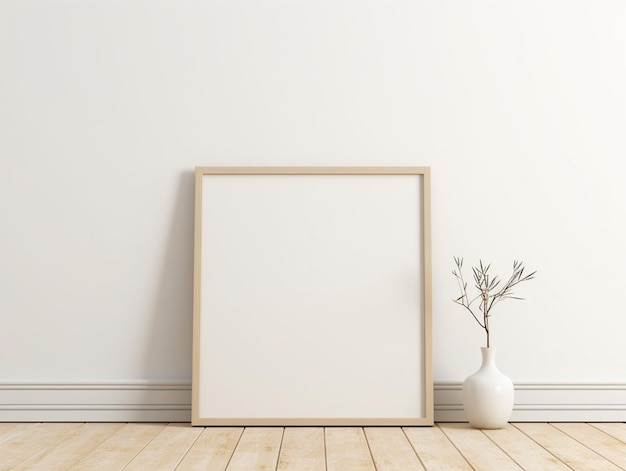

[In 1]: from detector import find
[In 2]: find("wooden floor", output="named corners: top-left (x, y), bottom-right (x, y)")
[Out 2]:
top-left (0, 423), bottom-right (625, 470)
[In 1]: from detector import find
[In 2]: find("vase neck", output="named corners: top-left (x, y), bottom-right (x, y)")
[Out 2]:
top-left (480, 347), bottom-right (497, 367)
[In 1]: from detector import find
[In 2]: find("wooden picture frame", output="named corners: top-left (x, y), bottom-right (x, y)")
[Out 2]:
top-left (192, 167), bottom-right (432, 426)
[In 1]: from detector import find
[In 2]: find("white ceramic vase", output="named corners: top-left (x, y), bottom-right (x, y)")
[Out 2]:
top-left (463, 347), bottom-right (514, 429)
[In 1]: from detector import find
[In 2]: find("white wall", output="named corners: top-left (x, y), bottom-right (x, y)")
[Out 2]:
top-left (1, 0), bottom-right (625, 419)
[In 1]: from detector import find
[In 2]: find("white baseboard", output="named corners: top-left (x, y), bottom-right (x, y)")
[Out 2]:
top-left (0, 381), bottom-right (191, 422)
top-left (1, 381), bottom-right (624, 422)
top-left (435, 382), bottom-right (626, 422)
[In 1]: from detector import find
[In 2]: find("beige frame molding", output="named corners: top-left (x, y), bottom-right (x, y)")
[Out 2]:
top-left (192, 167), bottom-right (432, 426)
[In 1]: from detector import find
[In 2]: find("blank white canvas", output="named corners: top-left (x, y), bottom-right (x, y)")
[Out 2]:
top-left (198, 174), bottom-right (424, 419)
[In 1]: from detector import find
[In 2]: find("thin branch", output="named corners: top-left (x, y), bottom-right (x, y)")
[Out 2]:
top-left (452, 299), bottom-right (486, 329)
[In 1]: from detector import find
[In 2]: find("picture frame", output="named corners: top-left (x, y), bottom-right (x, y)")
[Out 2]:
top-left (192, 167), bottom-right (432, 426)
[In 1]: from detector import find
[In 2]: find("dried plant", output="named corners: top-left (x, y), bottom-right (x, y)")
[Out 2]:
top-left (452, 257), bottom-right (536, 347)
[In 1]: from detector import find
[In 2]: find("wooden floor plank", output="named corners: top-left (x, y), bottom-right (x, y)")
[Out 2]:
top-left (483, 424), bottom-right (570, 470)
top-left (1, 422), bottom-right (624, 470)
top-left (123, 423), bottom-right (203, 471)
top-left (69, 423), bottom-right (167, 471)
top-left (514, 423), bottom-right (621, 471)
top-left (277, 427), bottom-right (325, 471)
top-left (404, 425), bottom-right (472, 471)
top-left (551, 422), bottom-right (626, 469)
top-left (0, 422), bottom-right (81, 471)
top-left (364, 427), bottom-right (424, 471)
top-left (591, 423), bottom-right (626, 444)
top-left (12, 423), bottom-right (123, 471)
top-left (176, 427), bottom-right (243, 471)
top-left (325, 427), bottom-right (375, 471)
top-left (0, 423), bottom-right (38, 444)
top-left (439, 423), bottom-right (523, 471)
top-left (225, 427), bottom-right (284, 471)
